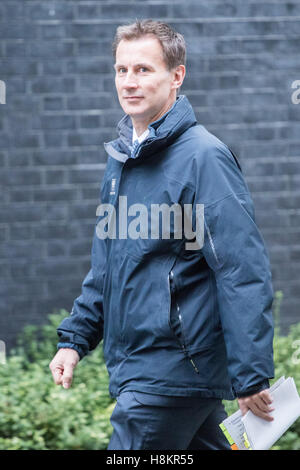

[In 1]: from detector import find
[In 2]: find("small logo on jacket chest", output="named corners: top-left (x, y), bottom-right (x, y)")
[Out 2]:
top-left (110, 178), bottom-right (116, 195)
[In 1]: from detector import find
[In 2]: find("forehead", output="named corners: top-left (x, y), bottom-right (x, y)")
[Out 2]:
top-left (115, 35), bottom-right (166, 67)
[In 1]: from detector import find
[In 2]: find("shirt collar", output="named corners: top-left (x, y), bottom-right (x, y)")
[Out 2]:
top-left (132, 126), bottom-right (150, 144)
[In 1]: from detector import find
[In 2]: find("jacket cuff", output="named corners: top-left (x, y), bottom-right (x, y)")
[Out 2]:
top-left (235, 379), bottom-right (270, 398)
top-left (57, 328), bottom-right (90, 360)
top-left (57, 342), bottom-right (87, 361)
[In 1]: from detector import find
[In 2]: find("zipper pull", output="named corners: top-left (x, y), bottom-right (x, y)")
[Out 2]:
top-left (189, 357), bottom-right (200, 374)
top-left (169, 271), bottom-right (176, 293)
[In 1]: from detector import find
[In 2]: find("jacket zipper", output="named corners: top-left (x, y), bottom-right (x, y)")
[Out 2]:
top-left (178, 312), bottom-right (200, 374)
top-left (168, 270), bottom-right (200, 375)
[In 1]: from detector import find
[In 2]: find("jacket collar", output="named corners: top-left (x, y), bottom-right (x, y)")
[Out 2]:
top-left (104, 95), bottom-right (197, 163)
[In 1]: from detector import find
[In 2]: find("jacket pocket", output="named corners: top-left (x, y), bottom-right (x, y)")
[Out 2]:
top-left (168, 270), bottom-right (200, 375)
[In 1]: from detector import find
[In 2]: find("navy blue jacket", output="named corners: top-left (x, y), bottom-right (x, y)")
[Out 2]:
top-left (57, 95), bottom-right (274, 400)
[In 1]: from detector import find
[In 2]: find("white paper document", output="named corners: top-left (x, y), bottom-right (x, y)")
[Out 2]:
top-left (220, 376), bottom-right (300, 450)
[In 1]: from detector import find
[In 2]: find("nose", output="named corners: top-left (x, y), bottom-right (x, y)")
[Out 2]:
top-left (123, 70), bottom-right (138, 89)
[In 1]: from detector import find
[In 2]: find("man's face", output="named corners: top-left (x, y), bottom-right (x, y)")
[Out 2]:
top-left (114, 35), bottom-right (178, 124)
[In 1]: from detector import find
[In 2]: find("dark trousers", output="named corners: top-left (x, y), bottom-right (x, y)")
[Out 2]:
top-left (107, 391), bottom-right (231, 450)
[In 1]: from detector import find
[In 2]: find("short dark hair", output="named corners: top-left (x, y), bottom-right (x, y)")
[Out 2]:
top-left (112, 19), bottom-right (186, 70)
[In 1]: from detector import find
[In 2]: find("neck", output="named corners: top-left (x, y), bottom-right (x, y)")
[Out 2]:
top-left (131, 97), bottom-right (176, 137)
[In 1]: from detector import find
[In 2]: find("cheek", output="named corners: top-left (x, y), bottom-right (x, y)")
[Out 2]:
top-left (115, 77), bottom-right (124, 94)
top-left (144, 79), bottom-right (169, 96)
top-left (115, 80), bottom-right (121, 94)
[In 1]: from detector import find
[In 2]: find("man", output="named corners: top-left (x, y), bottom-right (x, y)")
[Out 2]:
top-left (49, 19), bottom-right (275, 450)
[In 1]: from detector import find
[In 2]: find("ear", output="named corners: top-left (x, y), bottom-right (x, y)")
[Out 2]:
top-left (171, 65), bottom-right (186, 91)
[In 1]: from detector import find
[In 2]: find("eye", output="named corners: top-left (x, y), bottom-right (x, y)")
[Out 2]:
top-left (117, 67), bottom-right (126, 74)
top-left (139, 67), bottom-right (148, 72)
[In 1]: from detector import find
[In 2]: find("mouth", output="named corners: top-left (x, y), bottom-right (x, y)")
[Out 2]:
top-left (124, 96), bottom-right (144, 101)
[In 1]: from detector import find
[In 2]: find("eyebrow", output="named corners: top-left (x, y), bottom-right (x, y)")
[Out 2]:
top-left (114, 62), bottom-right (153, 70)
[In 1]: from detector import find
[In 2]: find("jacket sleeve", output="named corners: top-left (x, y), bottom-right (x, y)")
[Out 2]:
top-left (195, 143), bottom-right (275, 397)
top-left (56, 227), bottom-right (106, 360)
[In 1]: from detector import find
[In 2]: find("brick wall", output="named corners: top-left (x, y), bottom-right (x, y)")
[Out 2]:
top-left (0, 0), bottom-right (300, 350)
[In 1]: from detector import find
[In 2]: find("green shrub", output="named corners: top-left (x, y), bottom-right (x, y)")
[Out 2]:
top-left (0, 310), bottom-right (115, 450)
top-left (223, 291), bottom-right (300, 450)
top-left (0, 291), bottom-right (299, 450)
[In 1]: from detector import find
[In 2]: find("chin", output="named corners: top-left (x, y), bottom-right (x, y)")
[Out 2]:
top-left (122, 102), bottom-right (148, 117)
